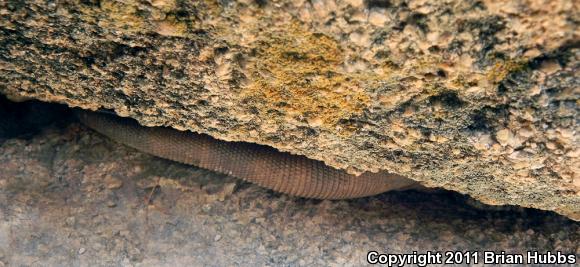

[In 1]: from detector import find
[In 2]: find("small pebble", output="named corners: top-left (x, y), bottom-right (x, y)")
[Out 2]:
top-left (104, 175), bottom-right (123, 190)
top-left (202, 204), bottom-right (211, 212)
top-left (65, 216), bottom-right (75, 226)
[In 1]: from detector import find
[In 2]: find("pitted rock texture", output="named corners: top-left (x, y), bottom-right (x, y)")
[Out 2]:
top-left (0, 1), bottom-right (578, 219)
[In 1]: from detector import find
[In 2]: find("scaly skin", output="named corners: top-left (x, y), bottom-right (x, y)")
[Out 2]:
top-left (77, 110), bottom-right (419, 199)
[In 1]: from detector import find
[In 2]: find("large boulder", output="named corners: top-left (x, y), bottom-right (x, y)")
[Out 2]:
top-left (1, 0), bottom-right (578, 220)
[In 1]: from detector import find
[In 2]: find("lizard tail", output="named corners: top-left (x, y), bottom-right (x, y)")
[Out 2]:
top-left (76, 110), bottom-right (419, 199)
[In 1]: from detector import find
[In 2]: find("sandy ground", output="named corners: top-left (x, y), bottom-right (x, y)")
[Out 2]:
top-left (0, 101), bottom-right (578, 266)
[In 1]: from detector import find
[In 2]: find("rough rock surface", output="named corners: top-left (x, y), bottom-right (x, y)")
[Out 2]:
top-left (0, 107), bottom-right (578, 266)
top-left (0, 1), bottom-right (578, 219)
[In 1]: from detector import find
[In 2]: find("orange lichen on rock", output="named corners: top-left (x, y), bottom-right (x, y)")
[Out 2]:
top-left (95, 0), bottom-right (149, 33)
top-left (486, 59), bottom-right (528, 84)
top-left (242, 22), bottom-right (371, 129)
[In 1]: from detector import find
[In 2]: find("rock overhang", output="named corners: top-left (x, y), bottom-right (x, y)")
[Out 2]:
top-left (0, 0), bottom-right (578, 220)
